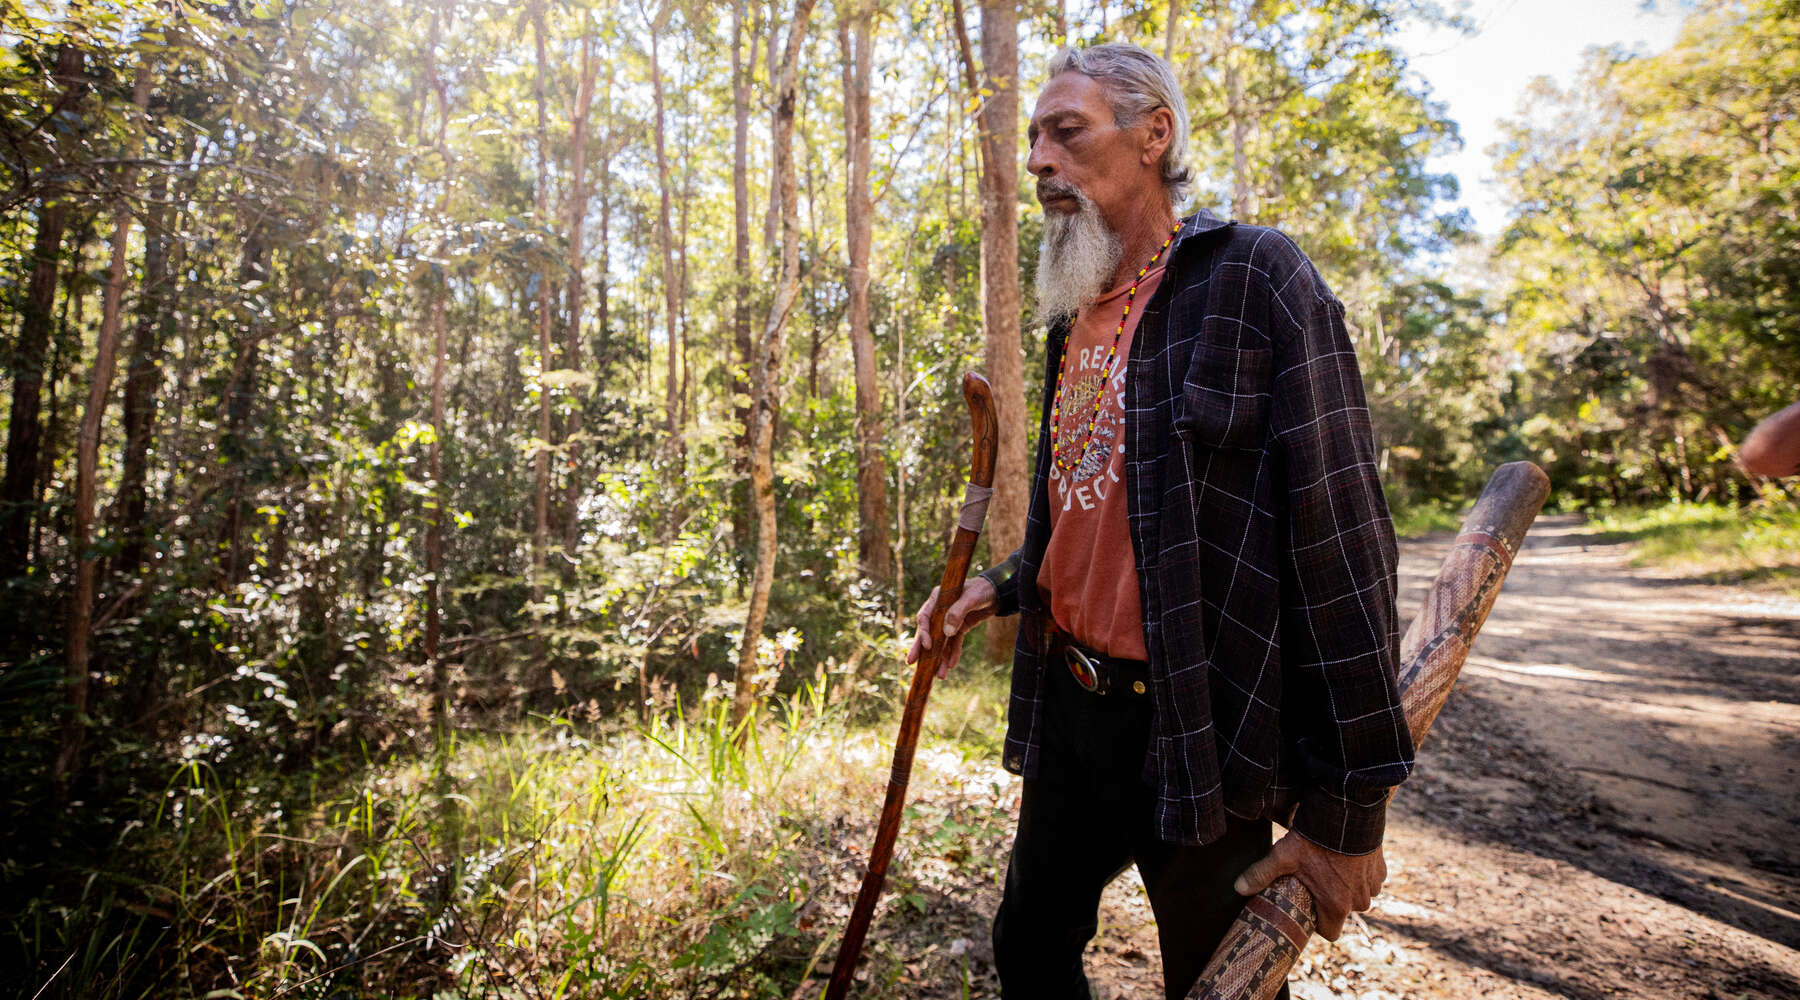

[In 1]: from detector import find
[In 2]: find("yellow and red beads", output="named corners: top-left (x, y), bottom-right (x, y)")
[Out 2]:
top-left (1049, 222), bottom-right (1181, 474)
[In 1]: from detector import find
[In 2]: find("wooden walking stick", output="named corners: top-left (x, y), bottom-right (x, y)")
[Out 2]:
top-left (1187, 461), bottom-right (1551, 1000)
top-left (824, 372), bottom-right (998, 1000)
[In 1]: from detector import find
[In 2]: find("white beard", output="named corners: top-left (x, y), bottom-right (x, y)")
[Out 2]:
top-left (1035, 188), bottom-right (1122, 326)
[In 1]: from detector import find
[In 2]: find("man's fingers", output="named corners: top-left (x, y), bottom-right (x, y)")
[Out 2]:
top-left (915, 587), bottom-right (940, 651)
top-left (1316, 909), bottom-right (1346, 942)
top-left (1300, 868), bottom-right (1353, 940)
top-left (936, 634), bottom-right (964, 679)
top-left (1233, 846), bottom-right (1296, 897)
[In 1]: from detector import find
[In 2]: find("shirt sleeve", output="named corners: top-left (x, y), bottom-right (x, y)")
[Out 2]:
top-left (978, 547), bottom-right (1022, 618)
top-left (1264, 242), bottom-right (1415, 856)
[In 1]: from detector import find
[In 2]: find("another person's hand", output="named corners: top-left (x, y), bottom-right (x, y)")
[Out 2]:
top-left (1740, 400), bottom-right (1800, 479)
top-left (904, 575), bottom-right (998, 679)
top-left (1234, 831), bottom-right (1388, 941)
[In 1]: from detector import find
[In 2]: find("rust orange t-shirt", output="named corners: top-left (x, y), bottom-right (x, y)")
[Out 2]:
top-left (1037, 264), bottom-right (1165, 661)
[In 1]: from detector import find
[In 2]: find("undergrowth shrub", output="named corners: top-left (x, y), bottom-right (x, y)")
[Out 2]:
top-left (9, 684), bottom-right (876, 999)
top-left (1586, 497), bottom-right (1800, 590)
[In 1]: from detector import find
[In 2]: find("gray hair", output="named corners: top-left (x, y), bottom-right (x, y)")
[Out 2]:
top-left (1047, 43), bottom-right (1192, 206)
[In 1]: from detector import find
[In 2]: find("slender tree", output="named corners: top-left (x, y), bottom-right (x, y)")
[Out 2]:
top-left (423, 7), bottom-right (452, 735)
top-left (646, 0), bottom-right (684, 456)
top-left (731, 0), bottom-right (756, 584)
top-left (58, 60), bottom-right (153, 789)
top-left (111, 133), bottom-right (181, 589)
top-left (734, 0), bottom-right (818, 728)
top-left (530, 1), bottom-right (554, 612)
top-left (562, 27), bottom-right (598, 555)
top-left (1, 45), bottom-right (86, 580)
top-left (953, 0), bottom-right (1026, 664)
top-left (839, 0), bottom-right (893, 587)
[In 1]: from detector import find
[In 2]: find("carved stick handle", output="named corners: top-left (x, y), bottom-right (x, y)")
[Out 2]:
top-left (824, 373), bottom-right (998, 1000)
top-left (1187, 462), bottom-right (1551, 1000)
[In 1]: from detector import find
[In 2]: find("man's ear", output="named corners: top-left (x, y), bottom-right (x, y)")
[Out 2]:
top-left (1140, 106), bottom-right (1174, 168)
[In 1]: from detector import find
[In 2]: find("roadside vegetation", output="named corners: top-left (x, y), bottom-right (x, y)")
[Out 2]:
top-left (1394, 495), bottom-right (1800, 594)
top-left (5, 671), bottom-right (1016, 999)
top-left (1389, 502), bottom-right (1467, 540)
top-left (1588, 498), bottom-right (1800, 592)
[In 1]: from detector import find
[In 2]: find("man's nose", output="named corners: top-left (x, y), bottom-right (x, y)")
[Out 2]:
top-left (1026, 138), bottom-right (1053, 178)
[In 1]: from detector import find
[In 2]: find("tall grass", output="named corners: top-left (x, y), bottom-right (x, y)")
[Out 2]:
top-left (1388, 502), bottom-right (1466, 540)
top-left (1587, 498), bottom-right (1800, 591)
top-left (11, 683), bottom-right (910, 999)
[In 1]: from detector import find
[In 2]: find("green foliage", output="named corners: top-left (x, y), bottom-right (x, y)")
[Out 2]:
top-left (1388, 501), bottom-right (1465, 540)
top-left (1586, 498), bottom-right (1800, 592)
top-left (5, 690), bottom-right (860, 999)
top-left (1491, 0), bottom-right (1800, 504)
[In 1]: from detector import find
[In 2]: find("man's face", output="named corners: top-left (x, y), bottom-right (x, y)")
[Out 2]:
top-left (1026, 71), bottom-right (1156, 230)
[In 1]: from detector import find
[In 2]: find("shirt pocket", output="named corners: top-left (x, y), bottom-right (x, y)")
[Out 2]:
top-left (1173, 344), bottom-right (1273, 451)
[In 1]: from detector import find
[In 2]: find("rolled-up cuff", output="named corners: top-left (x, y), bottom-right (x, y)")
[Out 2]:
top-left (1289, 789), bottom-right (1389, 856)
top-left (978, 548), bottom-right (1022, 618)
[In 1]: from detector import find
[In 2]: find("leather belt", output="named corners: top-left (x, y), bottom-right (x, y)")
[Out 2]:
top-left (1050, 629), bottom-right (1150, 698)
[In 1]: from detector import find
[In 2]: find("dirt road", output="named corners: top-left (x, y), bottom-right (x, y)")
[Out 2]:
top-left (1083, 514), bottom-right (1800, 999)
top-left (816, 515), bottom-right (1800, 998)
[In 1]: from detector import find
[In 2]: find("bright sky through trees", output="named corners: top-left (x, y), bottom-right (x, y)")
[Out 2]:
top-left (1397, 0), bottom-right (1685, 234)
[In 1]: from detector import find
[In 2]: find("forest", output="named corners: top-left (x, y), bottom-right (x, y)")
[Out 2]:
top-left (2, 0), bottom-right (1796, 997)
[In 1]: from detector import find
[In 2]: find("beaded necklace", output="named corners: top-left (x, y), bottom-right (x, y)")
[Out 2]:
top-left (1048, 222), bottom-right (1181, 474)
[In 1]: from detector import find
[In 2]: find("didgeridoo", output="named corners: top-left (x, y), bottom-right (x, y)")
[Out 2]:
top-left (1187, 460), bottom-right (1551, 1000)
top-left (823, 372), bottom-right (998, 1000)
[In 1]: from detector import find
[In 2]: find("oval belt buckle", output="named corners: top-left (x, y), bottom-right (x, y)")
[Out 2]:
top-left (1065, 645), bottom-right (1102, 693)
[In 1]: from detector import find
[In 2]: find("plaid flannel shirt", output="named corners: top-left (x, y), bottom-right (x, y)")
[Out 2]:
top-left (981, 210), bottom-right (1414, 854)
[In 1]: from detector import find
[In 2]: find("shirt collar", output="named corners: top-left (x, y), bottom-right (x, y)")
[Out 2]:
top-left (1171, 208), bottom-right (1231, 254)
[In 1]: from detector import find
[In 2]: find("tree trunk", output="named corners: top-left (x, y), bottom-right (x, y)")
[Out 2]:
top-left (648, 3), bottom-right (684, 458)
top-left (563, 30), bottom-right (598, 555)
top-left (597, 124), bottom-right (613, 367)
top-left (731, 0), bottom-right (755, 591)
top-left (111, 148), bottom-right (176, 582)
top-left (4, 203), bottom-right (72, 580)
top-left (1228, 54), bottom-right (1248, 218)
top-left (32, 262), bottom-right (80, 570)
top-left (804, 137), bottom-right (824, 399)
top-left (2, 45), bottom-right (85, 580)
top-left (677, 92), bottom-right (695, 430)
top-left (977, 0), bottom-right (1025, 666)
top-left (839, 2), bottom-right (893, 587)
top-left (764, 7), bottom-right (782, 252)
top-left (109, 131), bottom-right (193, 735)
top-left (424, 9), bottom-right (452, 736)
top-left (1220, 2), bottom-right (1250, 219)
top-left (424, 282), bottom-right (449, 728)
top-left (218, 228), bottom-right (268, 591)
top-left (733, 0), bottom-right (818, 730)
top-left (531, 3), bottom-right (554, 611)
top-left (58, 60), bottom-right (152, 791)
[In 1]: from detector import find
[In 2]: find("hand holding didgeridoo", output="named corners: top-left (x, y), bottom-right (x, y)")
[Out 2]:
top-left (1188, 461), bottom-right (1552, 1000)
top-left (823, 372), bottom-right (998, 1000)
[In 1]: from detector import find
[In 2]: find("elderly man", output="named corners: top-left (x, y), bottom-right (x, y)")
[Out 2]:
top-left (906, 44), bottom-right (1413, 999)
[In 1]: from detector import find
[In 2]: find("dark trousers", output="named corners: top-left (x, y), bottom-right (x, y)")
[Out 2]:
top-left (991, 658), bottom-right (1289, 1000)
